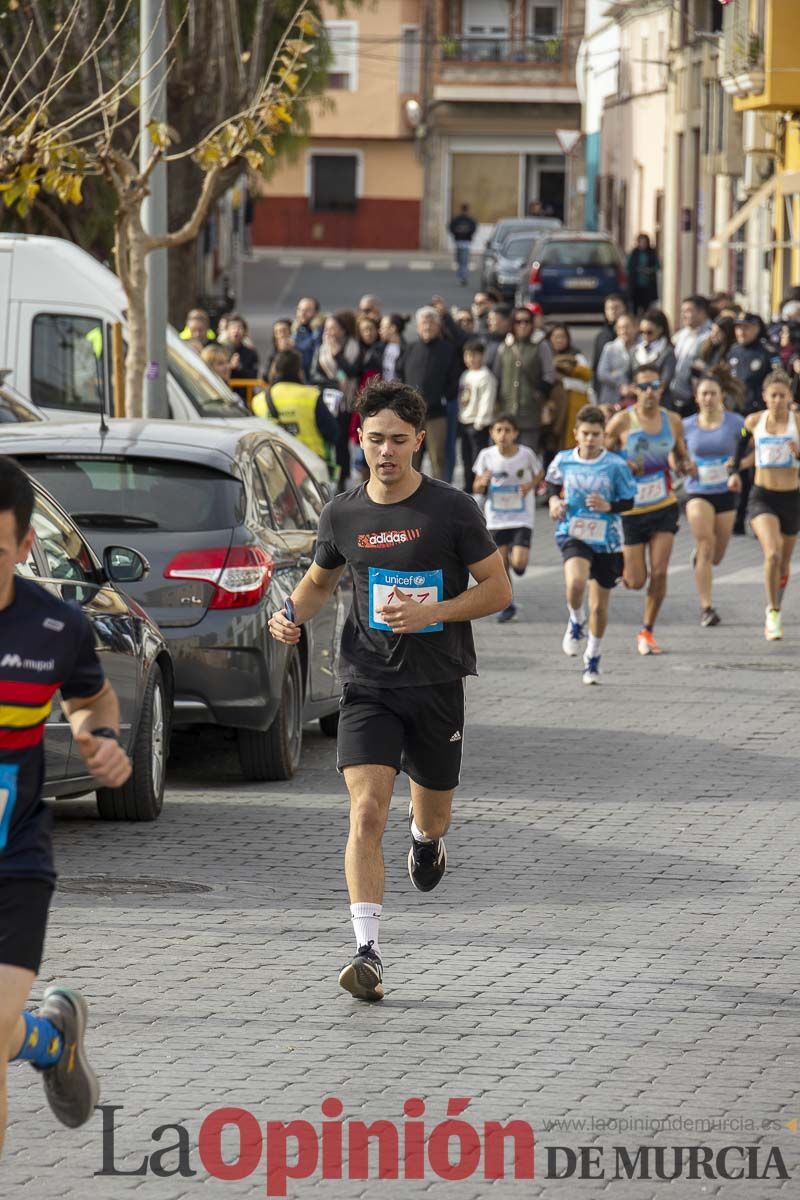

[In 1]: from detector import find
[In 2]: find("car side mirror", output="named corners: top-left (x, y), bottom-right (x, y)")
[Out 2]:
top-left (103, 545), bottom-right (149, 583)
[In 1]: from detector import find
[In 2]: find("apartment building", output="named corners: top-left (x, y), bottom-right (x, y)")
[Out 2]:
top-left (715, 0), bottom-right (800, 315)
top-left (251, 0), bottom-right (425, 250)
top-left (423, 0), bottom-right (586, 247)
top-left (251, 0), bottom-right (585, 251)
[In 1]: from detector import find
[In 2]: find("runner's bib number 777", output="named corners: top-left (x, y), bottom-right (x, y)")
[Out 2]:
top-left (368, 567), bottom-right (444, 633)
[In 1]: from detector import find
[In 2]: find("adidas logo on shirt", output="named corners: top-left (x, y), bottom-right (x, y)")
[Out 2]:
top-left (449, 731), bottom-right (462, 742)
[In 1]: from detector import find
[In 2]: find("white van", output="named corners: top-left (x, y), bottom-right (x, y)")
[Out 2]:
top-left (0, 232), bottom-right (250, 421)
top-left (0, 233), bottom-right (330, 484)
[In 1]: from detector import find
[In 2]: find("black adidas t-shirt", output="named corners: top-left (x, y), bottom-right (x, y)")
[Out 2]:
top-left (0, 577), bottom-right (104, 883)
top-left (315, 476), bottom-right (497, 686)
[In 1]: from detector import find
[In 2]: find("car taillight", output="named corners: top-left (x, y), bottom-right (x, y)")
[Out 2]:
top-left (164, 546), bottom-right (274, 609)
top-left (529, 261), bottom-right (542, 286)
top-left (617, 266), bottom-right (628, 289)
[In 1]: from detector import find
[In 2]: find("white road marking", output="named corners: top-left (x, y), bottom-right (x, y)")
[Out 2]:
top-left (277, 256), bottom-right (303, 268)
top-left (321, 258), bottom-right (346, 269)
top-left (365, 259), bottom-right (390, 271)
top-left (409, 260), bottom-right (433, 270)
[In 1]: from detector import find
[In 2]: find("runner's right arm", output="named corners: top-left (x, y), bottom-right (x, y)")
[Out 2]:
top-left (268, 562), bottom-right (345, 645)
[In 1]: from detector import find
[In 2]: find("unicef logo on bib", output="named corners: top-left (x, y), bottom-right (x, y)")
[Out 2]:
top-left (368, 567), bottom-right (444, 634)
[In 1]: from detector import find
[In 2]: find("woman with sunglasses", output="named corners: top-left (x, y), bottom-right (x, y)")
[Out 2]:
top-left (682, 369), bottom-right (746, 627)
top-left (495, 306), bottom-right (550, 452)
top-left (631, 309), bottom-right (675, 391)
top-left (605, 365), bottom-right (691, 656)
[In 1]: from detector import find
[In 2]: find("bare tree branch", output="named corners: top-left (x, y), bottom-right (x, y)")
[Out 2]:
top-left (145, 162), bottom-right (222, 249)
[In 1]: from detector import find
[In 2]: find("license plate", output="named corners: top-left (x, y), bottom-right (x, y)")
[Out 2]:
top-left (565, 277), bottom-right (598, 289)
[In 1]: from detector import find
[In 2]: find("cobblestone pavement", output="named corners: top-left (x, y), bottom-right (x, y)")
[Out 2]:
top-left (4, 520), bottom-right (799, 1198)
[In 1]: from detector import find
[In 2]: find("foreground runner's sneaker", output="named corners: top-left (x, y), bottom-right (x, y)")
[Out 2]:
top-left (408, 833), bottom-right (447, 893)
top-left (35, 987), bottom-right (99, 1128)
top-left (496, 602), bottom-right (517, 624)
top-left (765, 607), bottom-right (783, 641)
top-left (636, 629), bottom-right (662, 656)
top-left (582, 656), bottom-right (601, 685)
top-left (701, 607), bottom-right (721, 627)
top-left (561, 619), bottom-right (584, 656)
top-left (338, 942), bottom-right (384, 1002)
top-left (778, 574), bottom-right (789, 607)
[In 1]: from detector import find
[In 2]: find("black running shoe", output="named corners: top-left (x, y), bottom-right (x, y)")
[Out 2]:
top-left (408, 832), bottom-right (447, 892)
top-left (701, 607), bottom-right (721, 627)
top-left (338, 942), bottom-right (384, 1002)
top-left (34, 986), bottom-right (99, 1128)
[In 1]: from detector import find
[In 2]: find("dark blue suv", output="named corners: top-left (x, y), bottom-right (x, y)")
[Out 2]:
top-left (518, 231), bottom-right (627, 315)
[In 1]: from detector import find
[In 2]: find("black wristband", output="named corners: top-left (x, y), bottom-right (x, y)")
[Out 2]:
top-left (90, 727), bottom-right (119, 742)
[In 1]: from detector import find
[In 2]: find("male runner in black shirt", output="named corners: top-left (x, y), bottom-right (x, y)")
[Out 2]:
top-left (0, 458), bottom-right (131, 1156)
top-left (269, 380), bottom-right (511, 1001)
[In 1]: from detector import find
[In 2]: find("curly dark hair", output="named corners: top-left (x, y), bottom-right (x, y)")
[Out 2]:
top-left (356, 379), bottom-right (427, 432)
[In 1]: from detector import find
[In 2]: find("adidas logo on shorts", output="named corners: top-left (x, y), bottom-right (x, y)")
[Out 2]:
top-left (449, 731), bottom-right (462, 742)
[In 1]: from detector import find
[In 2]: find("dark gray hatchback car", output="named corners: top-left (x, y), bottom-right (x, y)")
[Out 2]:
top-left (4, 420), bottom-right (345, 782)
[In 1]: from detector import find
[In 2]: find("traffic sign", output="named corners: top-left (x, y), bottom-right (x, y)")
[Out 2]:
top-left (555, 129), bottom-right (582, 155)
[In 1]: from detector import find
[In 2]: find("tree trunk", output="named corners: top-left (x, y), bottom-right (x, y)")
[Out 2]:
top-left (167, 155), bottom-right (204, 327)
top-left (116, 215), bottom-right (149, 419)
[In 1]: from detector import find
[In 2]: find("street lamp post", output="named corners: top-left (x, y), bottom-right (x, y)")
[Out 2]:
top-left (140, 0), bottom-right (169, 418)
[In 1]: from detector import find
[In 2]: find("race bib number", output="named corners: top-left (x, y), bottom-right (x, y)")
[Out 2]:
top-left (567, 514), bottom-right (610, 548)
top-left (368, 567), bottom-right (444, 634)
top-left (695, 456), bottom-right (729, 490)
top-left (634, 472), bottom-right (668, 507)
top-left (0, 765), bottom-right (19, 851)
top-left (489, 483), bottom-right (525, 514)
top-left (756, 436), bottom-right (796, 469)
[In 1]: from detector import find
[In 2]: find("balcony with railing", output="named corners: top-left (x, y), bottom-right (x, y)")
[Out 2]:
top-left (720, 0), bottom-right (800, 110)
top-left (435, 31), bottom-right (579, 86)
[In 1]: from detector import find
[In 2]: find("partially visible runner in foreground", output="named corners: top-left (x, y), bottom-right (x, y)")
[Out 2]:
top-left (730, 368), bottom-right (800, 640)
top-left (269, 380), bottom-right (510, 1001)
top-left (545, 405), bottom-right (637, 684)
top-left (0, 458), bottom-right (132, 1157)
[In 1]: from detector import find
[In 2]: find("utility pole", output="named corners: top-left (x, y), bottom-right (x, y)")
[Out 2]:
top-left (140, 0), bottom-right (169, 418)
top-left (419, 0), bottom-right (435, 251)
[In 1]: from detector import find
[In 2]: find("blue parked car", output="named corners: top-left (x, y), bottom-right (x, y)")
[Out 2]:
top-left (517, 231), bottom-right (627, 315)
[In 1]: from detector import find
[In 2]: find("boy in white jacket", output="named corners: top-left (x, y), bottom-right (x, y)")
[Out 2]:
top-left (459, 339), bottom-right (498, 491)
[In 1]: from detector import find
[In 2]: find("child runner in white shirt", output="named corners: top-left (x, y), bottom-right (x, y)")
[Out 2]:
top-left (473, 412), bottom-right (543, 622)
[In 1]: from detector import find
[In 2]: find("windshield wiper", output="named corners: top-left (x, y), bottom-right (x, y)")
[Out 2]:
top-left (71, 512), bottom-right (160, 529)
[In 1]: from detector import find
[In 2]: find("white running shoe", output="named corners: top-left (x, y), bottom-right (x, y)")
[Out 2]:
top-left (562, 619), bottom-right (585, 657)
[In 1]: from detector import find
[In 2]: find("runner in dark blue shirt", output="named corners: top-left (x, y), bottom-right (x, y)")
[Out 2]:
top-left (0, 458), bottom-right (131, 1156)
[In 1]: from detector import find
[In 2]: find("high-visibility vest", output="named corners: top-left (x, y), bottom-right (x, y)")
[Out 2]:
top-left (253, 382), bottom-right (326, 459)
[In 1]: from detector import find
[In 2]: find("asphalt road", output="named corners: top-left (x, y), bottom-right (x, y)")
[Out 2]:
top-left (240, 251), bottom-right (599, 359)
top-left (4, 522), bottom-right (799, 1198)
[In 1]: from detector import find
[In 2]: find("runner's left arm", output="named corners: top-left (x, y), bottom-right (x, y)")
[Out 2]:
top-left (60, 614), bottom-right (131, 787)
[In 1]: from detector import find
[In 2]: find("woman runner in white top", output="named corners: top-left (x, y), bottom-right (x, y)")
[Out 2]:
top-left (730, 369), bottom-right (800, 640)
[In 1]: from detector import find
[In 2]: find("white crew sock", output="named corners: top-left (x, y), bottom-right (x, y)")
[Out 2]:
top-left (410, 818), bottom-right (434, 844)
top-left (586, 634), bottom-right (603, 659)
top-left (350, 903), bottom-right (382, 958)
top-left (568, 606), bottom-right (586, 625)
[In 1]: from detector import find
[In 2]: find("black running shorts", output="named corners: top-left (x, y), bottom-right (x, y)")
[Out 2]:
top-left (337, 679), bottom-right (466, 792)
top-left (685, 491), bottom-right (739, 515)
top-left (622, 502), bottom-right (680, 545)
top-left (492, 527), bottom-right (532, 549)
top-left (0, 876), bottom-right (54, 973)
top-left (749, 486), bottom-right (800, 536)
top-left (560, 540), bottom-right (623, 590)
